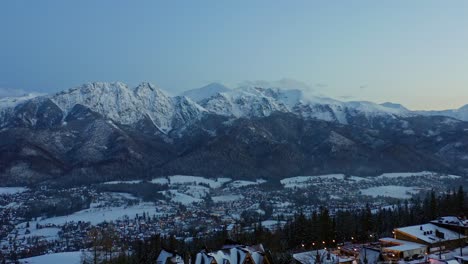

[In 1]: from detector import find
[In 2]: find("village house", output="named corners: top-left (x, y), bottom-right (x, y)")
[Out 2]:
top-left (431, 216), bottom-right (468, 236)
top-left (194, 243), bottom-right (271, 264)
top-left (293, 249), bottom-right (353, 264)
top-left (156, 248), bottom-right (184, 264)
top-left (393, 223), bottom-right (465, 253)
top-left (379, 237), bottom-right (427, 261)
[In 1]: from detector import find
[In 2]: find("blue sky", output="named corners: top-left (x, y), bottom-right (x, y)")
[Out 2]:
top-left (1, 1), bottom-right (468, 110)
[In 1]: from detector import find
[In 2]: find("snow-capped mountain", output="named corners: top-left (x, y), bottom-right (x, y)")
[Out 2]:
top-left (1, 82), bottom-right (206, 133)
top-left (3, 81), bottom-right (468, 134)
top-left (1, 81), bottom-right (416, 133)
top-left (419, 104), bottom-right (468, 122)
top-left (196, 85), bottom-right (412, 126)
top-left (181, 82), bottom-right (230, 102)
top-left (2, 81), bottom-right (468, 186)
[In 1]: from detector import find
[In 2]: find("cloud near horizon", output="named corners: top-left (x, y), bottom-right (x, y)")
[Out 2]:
top-left (0, 87), bottom-right (44, 99)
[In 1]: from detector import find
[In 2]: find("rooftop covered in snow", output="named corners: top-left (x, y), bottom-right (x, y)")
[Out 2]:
top-left (395, 223), bottom-right (465, 244)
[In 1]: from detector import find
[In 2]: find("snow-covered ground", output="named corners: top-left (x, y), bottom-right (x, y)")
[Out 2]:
top-left (347, 176), bottom-right (371, 182)
top-left (360, 186), bottom-right (420, 199)
top-left (375, 171), bottom-right (435, 179)
top-left (280, 171), bottom-right (462, 190)
top-left (151, 177), bottom-right (169, 185)
top-left (17, 202), bottom-right (167, 227)
top-left (261, 220), bottom-right (286, 231)
top-left (163, 190), bottom-right (203, 205)
top-left (226, 179), bottom-right (266, 188)
top-left (0, 187), bottom-right (28, 195)
top-left (212, 194), bottom-right (244, 203)
top-left (19, 251), bottom-right (82, 264)
top-left (281, 174), bottom-right (345, 188)
top-left (184, 185), bottom-right (211, 198)
top-left (14, 227), bottom-right (61, 242)
top-left (102, 180), bottom-right (142, 185)
top-left (439, 175), bottom-right (462, 179)
top-left (152, 175), bottom-right (232, 188)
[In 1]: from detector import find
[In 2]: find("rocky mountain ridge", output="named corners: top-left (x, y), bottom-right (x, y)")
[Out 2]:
top-left (1, 81), bottom-right (468, 186)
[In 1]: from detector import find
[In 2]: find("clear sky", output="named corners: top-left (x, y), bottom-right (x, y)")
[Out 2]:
top-left (1, 0), bottom-right (468, 110)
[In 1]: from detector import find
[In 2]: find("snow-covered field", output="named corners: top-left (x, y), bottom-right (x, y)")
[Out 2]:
top-left (375, 171), bottom-right (434, 179)
top-left (17, 202), bottom-right (167, 227)
top-left (103, 180), bottom-right (142, 185)
top-left (347, 176), bottom-right (370, 182)
top-left (15, 227), bottom-right (61, 242)
top-left (226, 179), bottom-right (266, 188)
top-left (281, 174), bottom-right (345, 188)
top-left (212, 194), bottom-right (244, 203)
top-left (280, 171), bottom-right (462, 190)
top-left (440, 174), bottom-right (462, 179)
top-left (261, 220), bottom-right (286, 231)
top-left (0, 187), bottom-right (28, 195)
top-left (19, 251), bottom-right (82, 264)
top-left (185, 185), bottom-right (211, 198)
top-left (151, 177), bottom-right (169, 185)
top-left (152, 175), bottom-right (232, 188)
top-left (163, 190), bottom-right (203, 205)
top-left (360, 186), bottom-right (420, 199)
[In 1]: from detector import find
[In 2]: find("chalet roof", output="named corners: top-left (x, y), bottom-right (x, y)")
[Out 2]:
top-left (157, 249), bottom-right (184, 264)
top-left (293, 249), bottom-right (349, 264)
top-left (395, 223), bottom-right (465, 244)
top-left (431, 216), bottom-right (468, 228)
top-left (379, 237), bottom-right (427, 252)
top-left (359, 247), bottom-right (381, 264)
top-left (194, 244), bottom-right (266, 264)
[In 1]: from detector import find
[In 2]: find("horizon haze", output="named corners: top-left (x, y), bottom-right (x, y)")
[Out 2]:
top-left (1, 1), bottom-right (468, 110)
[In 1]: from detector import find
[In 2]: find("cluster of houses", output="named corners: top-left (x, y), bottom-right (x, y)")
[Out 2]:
top-left (156, 242), bottom-right (272, 264)
top-left (154, 216), bottom-right (467, 264)
top-left (294, 216), bottom-right (468, 264)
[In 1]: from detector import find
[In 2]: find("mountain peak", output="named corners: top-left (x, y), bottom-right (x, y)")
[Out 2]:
top-left (181, 82), bottom-right (230, 102)
top-left (456, 104), bottom-right (468, 112)
top-left (380, 102), bottom-right (409, 111)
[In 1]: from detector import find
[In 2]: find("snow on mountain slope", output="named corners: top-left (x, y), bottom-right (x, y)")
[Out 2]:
top-left (0, 93), bottom-right (44, 125)
top-left (200, 86), bottom-right (290, 117)
top-left (420, 104), bottom-right (468, 121)
top-left (380, 102), bottom-right (410, 112)
top-left (199, 84), bottom-right (412, 124)
top-left (0, 81), bottom-right (450, 132)
top-left (0, 93), bottom-right (43, 109)
top-left (181, 82), bottom-right (231, 102)
top-left (52, 82), bottom-right (141, 124)
top-left (50, 82), bottom-right (206, 133)
top-left (344, 100), bottom-right (411, 118)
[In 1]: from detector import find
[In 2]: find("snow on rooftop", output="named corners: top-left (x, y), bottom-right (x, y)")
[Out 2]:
top-left (380, 237), bottom-right (427, 252)
top-left (198, 245), bottom-right (267, 264)
top-left (157, 249), bottom-right (184, 264)
top-left (431, 216), bottom-right (468, 227)
top-left (396, 223), bottom-right (465, 244)
top-left (293, 250), bottom-right (341, 264)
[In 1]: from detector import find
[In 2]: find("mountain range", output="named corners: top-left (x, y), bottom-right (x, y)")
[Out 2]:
top-left (1, 81), bottom-right (468, 186)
